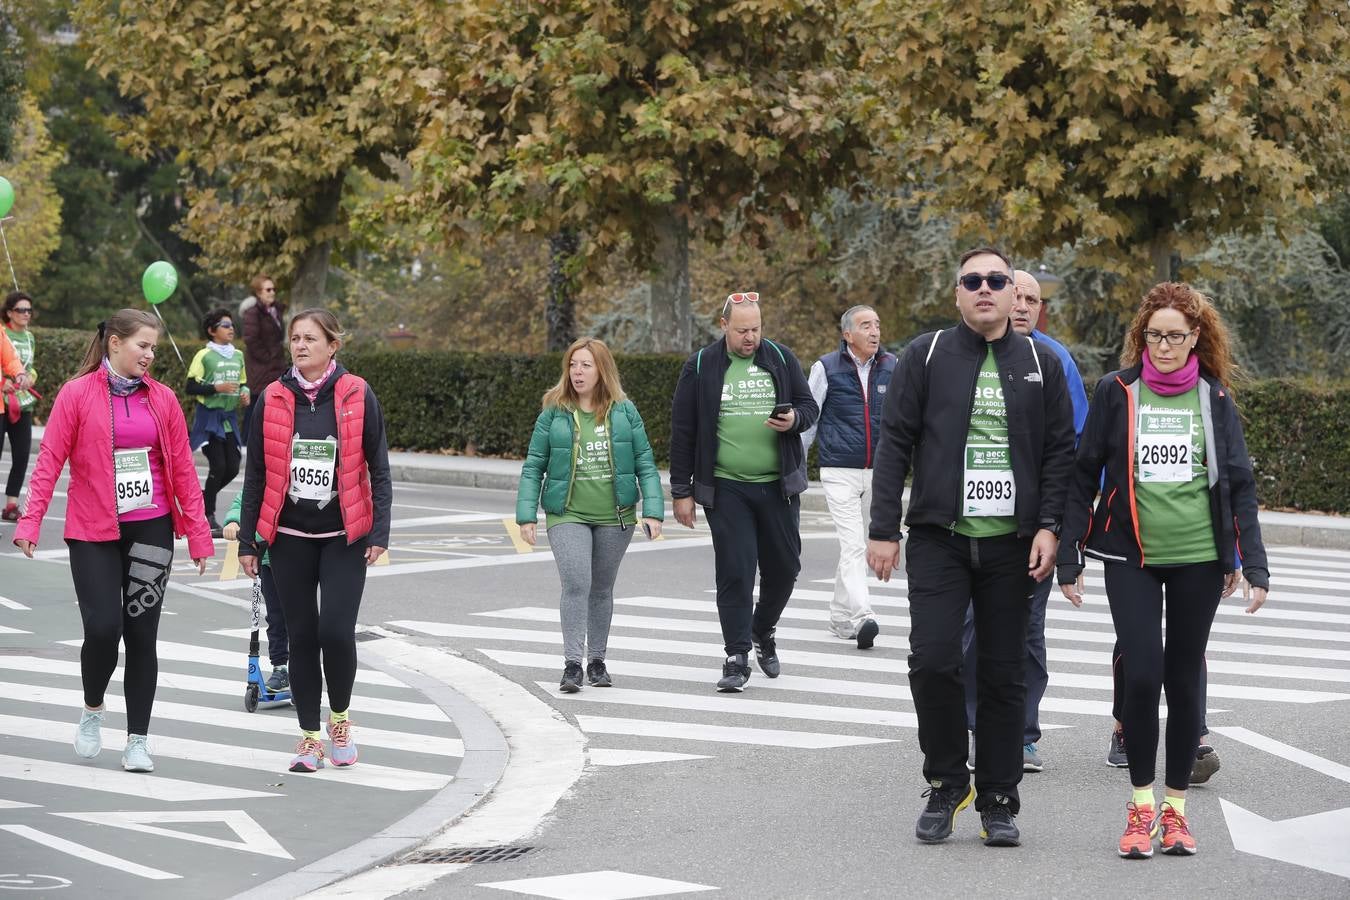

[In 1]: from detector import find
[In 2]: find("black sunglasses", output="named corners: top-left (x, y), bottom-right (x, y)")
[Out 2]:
top-left (11, 306), bottom-right (33, 314)
top-left (958, 273), bottom-right (1013, 292)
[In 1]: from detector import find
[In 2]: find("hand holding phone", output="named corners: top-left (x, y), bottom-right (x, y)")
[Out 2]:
top-left (771, 403), bottom-right (792, 419)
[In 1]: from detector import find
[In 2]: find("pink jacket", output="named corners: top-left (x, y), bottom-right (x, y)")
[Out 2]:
top-left (15, 369), bottom-right (215, 559)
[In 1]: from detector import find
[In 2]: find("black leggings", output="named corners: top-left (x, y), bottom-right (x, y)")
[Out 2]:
top-left (201, 436), bottom-right (241, 517)
top-left (1104, 560), bottom-right (1223, 791)
top-left (269, 532), bottom-right (368, 732)
top-left (1, 409), bottom-right (32, 498)
top-left (66, 516), bottom-right (174, 735)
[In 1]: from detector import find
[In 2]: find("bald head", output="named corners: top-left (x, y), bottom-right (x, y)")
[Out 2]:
top-left (1010, 269), bottom-right (1043, 336)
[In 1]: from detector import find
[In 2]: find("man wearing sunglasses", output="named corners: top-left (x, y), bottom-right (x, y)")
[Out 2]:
top-left (670, 291), bottom-right (818, 692)
top-left (867, 247), bottom-right (1075, 847)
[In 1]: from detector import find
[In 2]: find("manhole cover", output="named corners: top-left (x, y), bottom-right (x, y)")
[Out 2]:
top-left (399, 846), bottom-right (536, 865)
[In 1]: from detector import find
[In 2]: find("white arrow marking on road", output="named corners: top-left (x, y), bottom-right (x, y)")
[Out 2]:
top-left (0, 596), bottom-right (29, 610)
top-left (0, 799), bottom-right (39, 809)
top-left (54, 810), bottom-right (293, 860)
top-left (586, 749), bottom-right (712, 767)
top-left (1215, 726), bottom-right (1350, 881)
top-left (0, 825), bottom-right (180, 880)
top-left (1219, 802), bottom-right (1350, 880)
top-left (0, 626), bottom-right (29, 635)
top-left (1212, 726), bottom-right (1350, 784)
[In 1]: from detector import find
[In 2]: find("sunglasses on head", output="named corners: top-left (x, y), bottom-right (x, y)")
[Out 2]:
top-left (722, 291), bottom-right (759, 315)
top-left (958, 273), bottom-right (1013, 292)
top-left (212, 319), bottom-right (234, 330)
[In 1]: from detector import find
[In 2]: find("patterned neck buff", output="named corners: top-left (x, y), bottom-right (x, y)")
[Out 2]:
top-left (292, 358), bottom-right (337, 404)
top-left (103, 357), bottom-right (145, 397)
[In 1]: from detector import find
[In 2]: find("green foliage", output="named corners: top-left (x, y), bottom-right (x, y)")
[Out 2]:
top-left (1240, 380), bottom-right (1350, 514)
top-left (854, 0), bottom-right (1350, 290)
top-left (0, 7), bottom-right (21, 161)
top-left (1, 94), bottom-right (63, 286)
top-left (25, 325), bottom-right (192, 422)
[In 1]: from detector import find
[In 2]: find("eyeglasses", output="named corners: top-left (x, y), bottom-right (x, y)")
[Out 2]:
top-left (11, 307), bottom-right (32, 314)
top-left (1143, 329), bottom-right (1195, 346)
top-left (958, 273), bottom-right (1013, 292)
top-left (722, 291), bottom-right (759, 315)
top-left (261, 287), bottom-right (276, 293)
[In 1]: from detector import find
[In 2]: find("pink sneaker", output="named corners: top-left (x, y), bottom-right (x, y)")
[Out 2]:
top-left (327, 718), bottom-right (358, 767)
top-left (289, 736), bottom-right (325, 773)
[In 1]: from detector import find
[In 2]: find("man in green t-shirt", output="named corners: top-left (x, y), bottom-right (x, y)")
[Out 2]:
top-left (670, 292), bottom-right (818, 692)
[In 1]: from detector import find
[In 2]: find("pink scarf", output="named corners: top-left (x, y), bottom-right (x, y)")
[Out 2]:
top-left (292, 359), bottom-right (337, 404)
top-left (1141, 351), bottom-right (1200, 396)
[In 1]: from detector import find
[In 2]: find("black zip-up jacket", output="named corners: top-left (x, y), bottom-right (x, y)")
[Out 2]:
top-left (868, 320), bottom-right (1076, 540)
top-left (239, 364), bottom-right (393, 551)
top-left (1055, 365), bottom-right (1269, 590)
top-left (669, 336), bottom-right (818, 506)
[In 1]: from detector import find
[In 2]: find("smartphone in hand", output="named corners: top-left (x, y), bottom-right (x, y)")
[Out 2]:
top-left (770, 402), bottom-right (792, 419)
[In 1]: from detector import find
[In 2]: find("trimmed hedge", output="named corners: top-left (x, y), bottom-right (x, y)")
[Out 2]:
top-left (19, 329), bottom-right (1350, 514)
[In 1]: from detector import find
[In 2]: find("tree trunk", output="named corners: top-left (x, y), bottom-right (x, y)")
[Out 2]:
top-left (546, 229), bottom-right (580, 351)
top-left (648, 201), bottom-right (692, 352)
top-left (290, 173), bottom-right (346, 308)
top-left (1149, 233), bottom-right (1175, 284)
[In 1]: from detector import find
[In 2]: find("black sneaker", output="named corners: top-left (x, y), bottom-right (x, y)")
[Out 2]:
top-left (856, 618), bottom-right (879, 650)
top-left (265, 665), bottom-right (289, 693)
top-left (915, 782), bottom-right (974, 843)
top-left (753, 631), bottom-right (780, 678)
top-left (586, 659), bottom-right (612, 687)
top-left (716, 654), bottom-right (751, 692)
top-left (1107, 729), bottom-right (1129, 767)
top-left (979, 799), bottom-right (1021, 847)
top-left (559, 661), bottom-right (583, 693)
top-left (1190, 744), bottom-right (1221, 784)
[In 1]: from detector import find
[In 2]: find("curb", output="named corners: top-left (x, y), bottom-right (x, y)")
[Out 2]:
top-left (234, 635), bottom-right (512, 900)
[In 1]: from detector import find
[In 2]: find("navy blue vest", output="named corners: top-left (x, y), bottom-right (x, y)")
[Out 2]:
top-left (816, 344), bottom-right (895, 468)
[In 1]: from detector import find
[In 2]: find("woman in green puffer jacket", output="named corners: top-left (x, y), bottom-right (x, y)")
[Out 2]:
top-left (516, 337), bottom-right (664, 694)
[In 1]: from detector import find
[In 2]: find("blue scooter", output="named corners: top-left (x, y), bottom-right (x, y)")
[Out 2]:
top-left (244, 577), bottom-right (292, 712)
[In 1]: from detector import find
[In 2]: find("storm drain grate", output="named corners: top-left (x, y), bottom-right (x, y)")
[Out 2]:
top-left (399, 846), bottom-right (537, 865)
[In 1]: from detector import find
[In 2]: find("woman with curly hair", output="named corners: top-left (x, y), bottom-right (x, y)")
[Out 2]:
top-left (1058, 283), bottom-right (1270, 858)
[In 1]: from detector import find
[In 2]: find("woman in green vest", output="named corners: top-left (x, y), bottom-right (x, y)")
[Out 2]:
top-left (187, 307), bottom-right (250, 536)
top-left (516, 337), bottom-right (664, 693)
top-left (1, 291), bottom-right (37, 520)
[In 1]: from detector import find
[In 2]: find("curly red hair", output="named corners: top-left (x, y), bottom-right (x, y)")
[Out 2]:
top-left (1120, 282), bottom-right (1238, 387)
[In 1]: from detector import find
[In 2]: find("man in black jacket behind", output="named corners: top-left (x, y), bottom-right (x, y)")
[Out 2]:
top-left (866, 248), bottom-right (1075, 847)
top-left (670, 292), bottom-right (818, 692)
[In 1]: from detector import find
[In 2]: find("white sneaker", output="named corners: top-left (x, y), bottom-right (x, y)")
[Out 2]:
top-left (74, 708), bottom-right (104, 758)
top-left (122, 734), bottom-right (154, 772)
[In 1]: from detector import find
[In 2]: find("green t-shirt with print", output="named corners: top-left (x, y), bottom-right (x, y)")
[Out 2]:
top-left (4, 328), bottom-right (35, 410)
top-left (714, 352), bottom-right (780, 483)
top-left (1136, 384), bottom-right (1218, 564)
top-left (547, 409), bottom-right (634, 529)
top-left (187, 345), bottom-right (248, 412)
top-left (955, 346), bottom-right (1017, 538)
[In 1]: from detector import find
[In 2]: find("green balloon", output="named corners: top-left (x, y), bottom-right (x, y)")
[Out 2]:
top-left (0, 176), bottom-right (13, 218)
top-left (142, 261), bottom-right (178, 305)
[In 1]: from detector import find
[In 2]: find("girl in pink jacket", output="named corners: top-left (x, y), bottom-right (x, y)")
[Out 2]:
top-left (15, 309), bottom-right (214, 774)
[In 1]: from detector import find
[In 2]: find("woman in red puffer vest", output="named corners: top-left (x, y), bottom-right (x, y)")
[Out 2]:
top-left (237, 308), bottom-right (392, 773)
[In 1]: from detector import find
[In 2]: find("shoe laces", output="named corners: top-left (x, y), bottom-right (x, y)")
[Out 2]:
top-left (126, 734), bottom-right (148, 752)
top-left (982, 804), bottom-right (1014, 826)
top-left (296, 736), bottom-right (325, 759)
top-left (328, 720), bottom-right (351, 748)
top-left (1123, 802), bottom-right (1154, 836)
top-left (1160, 804), bottom-right (1190, 836)
top-left (921, 785), bottom-right (963, 814)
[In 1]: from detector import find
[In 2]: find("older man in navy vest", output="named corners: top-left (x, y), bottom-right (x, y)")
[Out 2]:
top-left (802, 305), bottom-right (895, 649)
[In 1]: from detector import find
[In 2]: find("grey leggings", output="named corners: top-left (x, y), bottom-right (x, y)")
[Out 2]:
top-left (548, 522), bottom-right (634, 663)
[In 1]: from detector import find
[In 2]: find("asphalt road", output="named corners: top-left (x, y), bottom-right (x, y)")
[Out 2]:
top-left (3, 478), bottom-right (1348, 899)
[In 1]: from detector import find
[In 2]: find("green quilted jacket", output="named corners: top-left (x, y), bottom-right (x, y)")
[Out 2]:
top-left (516, 399), bottom-right (665, 524)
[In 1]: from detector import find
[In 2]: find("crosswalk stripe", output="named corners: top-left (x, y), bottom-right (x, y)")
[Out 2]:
top-left (0, 713), bottom-right (450, 792)
top-left (478, 607), bottom-right (870, 646)
top-left (0, 824), bottom-right (180, 881)
top-left (0, 753), bottom-right (278, 801)
top-left (0, 682), bottom-right (463, 758)
top-left (0, 596), bottom-right (30, 610)
top-left (0, 625), bottom-right (30, 635)
top-left (396, 618), bottom-right (1350, 665)
top-left (0, 656), bottom-right (448, 723)
top-left (574, 715), bottom-right (896, 749)
top-left (115, 640), bottom-right (405, 687)
top-left (534, 681), bottom-right (921, 728)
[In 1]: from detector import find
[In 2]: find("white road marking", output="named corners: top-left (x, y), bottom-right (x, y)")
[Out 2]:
top-left (53, 810), bottom-right (293, 859)
top-left (0, 754), bottom-right (279, 801)
top-left (575, 716), bottom-right (895, 749)
top-left (0, 825), bottom-right (180, 880)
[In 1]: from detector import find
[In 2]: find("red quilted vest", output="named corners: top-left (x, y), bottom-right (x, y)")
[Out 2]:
top-left (256, 373), bottom-right (374, 545)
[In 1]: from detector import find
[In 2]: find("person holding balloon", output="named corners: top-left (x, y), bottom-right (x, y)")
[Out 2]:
top-left (13, 308), bottom-right (213, 773)
top-left (1, 291), bottom-right (37, 520)
top-left (237, 308), bottom-right (391, 772)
